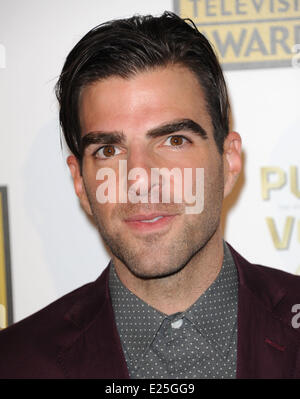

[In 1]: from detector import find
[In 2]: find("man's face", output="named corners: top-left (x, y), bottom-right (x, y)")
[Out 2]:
top-left (70, 65), bottom-right (238, 279)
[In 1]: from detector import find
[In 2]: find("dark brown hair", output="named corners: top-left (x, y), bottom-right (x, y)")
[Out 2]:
top-left (55, 11), bottom-right (230, 164)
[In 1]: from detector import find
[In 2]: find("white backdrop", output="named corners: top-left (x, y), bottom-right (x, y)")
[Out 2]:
top-left (0, 0), bottom-right (299, 324)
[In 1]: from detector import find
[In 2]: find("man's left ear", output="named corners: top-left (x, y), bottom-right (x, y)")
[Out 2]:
top-left (223, 131), bottom-right (242, 198)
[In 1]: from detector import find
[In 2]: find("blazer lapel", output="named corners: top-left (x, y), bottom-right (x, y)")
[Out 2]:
top-left (57, 266), bottom-right (130, 379)
top-left (56, 247), bottom-right (300, 379)
top-left (229, 246), bottom-right (300, 379)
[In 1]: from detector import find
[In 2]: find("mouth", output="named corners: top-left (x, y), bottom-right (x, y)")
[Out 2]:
top-left (124, 213), bottom-right (178, 233)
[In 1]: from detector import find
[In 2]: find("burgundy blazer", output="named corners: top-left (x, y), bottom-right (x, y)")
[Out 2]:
top-left (0, 244), bottom-right (300, 379)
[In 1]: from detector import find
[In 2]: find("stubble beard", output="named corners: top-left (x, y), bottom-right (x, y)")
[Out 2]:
top-left (88, 198), bottom-right (223, 281)
top-left (84, 162), bottom-right (224, 280)
top-left (103, 218), bottom-right (220, 280)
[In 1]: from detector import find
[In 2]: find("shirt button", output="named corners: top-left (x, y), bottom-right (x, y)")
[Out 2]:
top-left (171, 318), bottom-right (183, 329)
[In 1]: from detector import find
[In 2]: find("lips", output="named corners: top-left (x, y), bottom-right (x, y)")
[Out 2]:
top-left (125, 213), bottom-right (175, 222)
top-left (139, 216), bottom-right (163, 223)
top-left (124, 212), bottom-right (178, 232)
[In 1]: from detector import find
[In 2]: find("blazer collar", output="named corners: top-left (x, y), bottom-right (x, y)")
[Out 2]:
top-left (59, 264), bottom-right (130, 379)
top-left (228, 244), bottom-right (300, 379)
top-left (228, 244), bottom-right (286, 310)
top-left (59, 247), bottom-right (300, 379)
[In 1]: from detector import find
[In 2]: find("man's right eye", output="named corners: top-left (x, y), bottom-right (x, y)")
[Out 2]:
top-left (94, 145), bottom-right (121, 159)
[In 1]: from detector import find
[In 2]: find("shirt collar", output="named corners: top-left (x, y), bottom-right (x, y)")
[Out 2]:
top-left (109, 241), bottom-right (238, 362)
top-left (183, 242), bottom-right (238, 357)
top-left (109, 265), bottom-right (165, 361)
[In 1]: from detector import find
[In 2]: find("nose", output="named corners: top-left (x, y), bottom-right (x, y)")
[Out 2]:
top-left (124, 145), bottom-right (158, 203)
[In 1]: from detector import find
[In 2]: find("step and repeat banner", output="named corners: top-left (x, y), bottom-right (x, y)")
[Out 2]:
top-left (174, 0), bottom-right (300, 69)
top-left (0, 187), bottom-right (13, 329)
top-left (0, 0), bottom-right (299, 326)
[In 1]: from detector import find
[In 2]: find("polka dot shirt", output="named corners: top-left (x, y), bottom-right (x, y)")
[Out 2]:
top-left (108, 241), bottom-right (238, 379)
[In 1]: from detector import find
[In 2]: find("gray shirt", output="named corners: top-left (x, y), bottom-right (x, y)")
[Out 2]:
top-left (109, 242), bottom-right (238, 379)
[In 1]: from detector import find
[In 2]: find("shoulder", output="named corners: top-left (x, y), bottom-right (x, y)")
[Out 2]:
top-left (0, 278), bottom-right (94, 338)
top-left (229, 243), bottom-right (300, 291)
top-left (228, 243), bottom-right (300, 323)
top-left (0, 267), bottom-right (109, 378)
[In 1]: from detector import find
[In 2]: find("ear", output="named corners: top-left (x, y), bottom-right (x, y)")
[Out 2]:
top-left (67, 155), bottom-right (93, 216)
top-left (223, 132), bottom-right (242, 198)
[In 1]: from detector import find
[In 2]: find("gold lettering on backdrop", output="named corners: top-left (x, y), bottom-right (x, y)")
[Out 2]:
top-left (261, 167), bottom-right (286, 200)
top-left (175, 0), bottom-right (300, 69)
top-left (0, 193), bottom-right (8, 328)
top-left (266, 216), bottom-right (294, 249)
top-left (290, 166), bottom-right (300, 198)
top-left (0, 304), bottom-right (6, 329)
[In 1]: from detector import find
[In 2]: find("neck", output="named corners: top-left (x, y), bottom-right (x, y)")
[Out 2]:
top-left (112, 228), bottom-right (224, 315)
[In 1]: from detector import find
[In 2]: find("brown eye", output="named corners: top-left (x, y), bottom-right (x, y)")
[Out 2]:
top-left (102, 145), bottom-right (115, 157)
top-left (95, 145), bottom-right (121, 159)
top-left (169, 136), bottom-right (184, 146)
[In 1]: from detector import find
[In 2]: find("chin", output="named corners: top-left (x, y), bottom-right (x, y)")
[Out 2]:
top-left (122, 256), bottom-right (190, 280)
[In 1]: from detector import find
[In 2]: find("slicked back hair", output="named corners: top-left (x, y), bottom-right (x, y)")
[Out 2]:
top-left (55, 11), bottom-right (230, 165)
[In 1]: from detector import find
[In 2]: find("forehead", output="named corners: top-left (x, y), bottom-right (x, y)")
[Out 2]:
top-left (79, 65), bottom-right (213, 137)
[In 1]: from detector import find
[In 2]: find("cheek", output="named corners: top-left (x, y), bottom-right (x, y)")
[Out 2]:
top-left (203, 161), bottom-right (225, 207)
top-left (83, 171), bottom-right (98, 202)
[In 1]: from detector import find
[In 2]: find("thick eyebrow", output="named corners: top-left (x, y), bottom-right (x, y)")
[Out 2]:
top-left (81, 131), bottom-right (126, 154)
top-left (146, 118), bottom-right (208, 140)
top-left (81, 118), bottom-right (208, 154)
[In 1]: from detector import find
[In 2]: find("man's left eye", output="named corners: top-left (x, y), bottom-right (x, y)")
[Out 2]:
top-left (164, 135), bottom-right (189, 147)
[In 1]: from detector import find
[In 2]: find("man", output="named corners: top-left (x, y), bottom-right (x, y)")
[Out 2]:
top-left (0, 11), bottom-right (300, 379)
